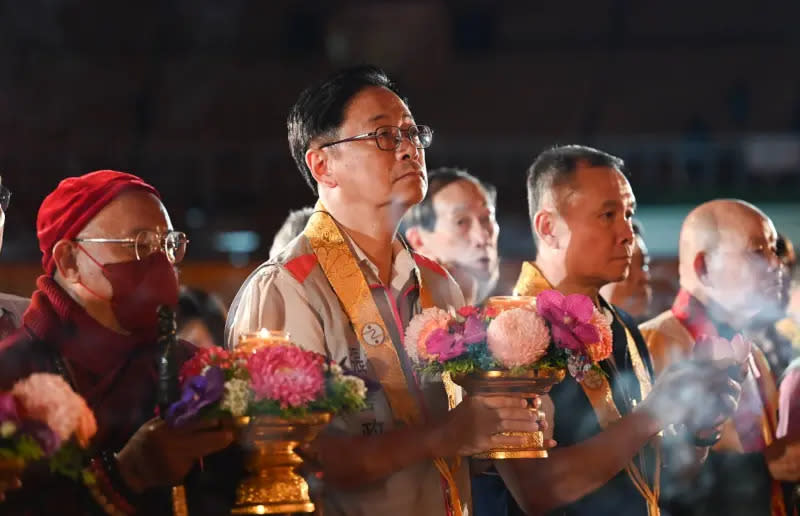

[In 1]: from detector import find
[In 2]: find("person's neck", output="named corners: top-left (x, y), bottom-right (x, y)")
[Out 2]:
top-left (54, 274), bottom-right (130, 335)
top-left (533, 255), bottom-right (601, 306)
top-left (683, 283), bottom-right (750, 331)
top-left (320, 194), bottom-right (403, 285)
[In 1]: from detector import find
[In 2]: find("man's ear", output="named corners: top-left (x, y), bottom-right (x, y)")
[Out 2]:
top-left (405, 226), bottom-right (426, 253)
top-left (306, 148), bottom-right (337, 189)
top-left (52, 240), bottom-right (80, 282)
top-left (533, 210), bottom-right (559, 249)
top-left (694, 251), bottom-right (711, 285)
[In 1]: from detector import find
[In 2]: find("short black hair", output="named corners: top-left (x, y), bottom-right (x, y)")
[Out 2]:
top-left (402, 167), bottom-right (497, 232)
top-left (526, 144), bottom-right (625, 234)
top-left (287, 65), bottom-right (404, 193)
top-left (177, 286), bottom-right (227, 348)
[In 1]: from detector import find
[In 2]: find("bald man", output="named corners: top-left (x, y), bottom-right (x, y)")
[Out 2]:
top-left (640, 199), bottom-right (799, 516)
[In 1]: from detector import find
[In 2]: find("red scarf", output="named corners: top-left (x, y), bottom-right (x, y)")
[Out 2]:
top-left (22, 276), bottom-right (162, 451)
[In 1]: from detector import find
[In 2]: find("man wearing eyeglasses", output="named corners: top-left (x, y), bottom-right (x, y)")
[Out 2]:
top-left (0, 176), bottom-right (30, 340)
top-left (0, 170), bottom-right (234, 515)
top-left (227, 65), bottom-right (544, 515)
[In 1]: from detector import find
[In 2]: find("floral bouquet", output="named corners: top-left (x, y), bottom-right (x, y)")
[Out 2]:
top-left (0, 373), bottom-right (97, 489)
top-left (167, 345), bottom-right (367, 425)
top-left (167, 343), bottom-right (368, 514)
top-left (406, 290), bottom-right (613, 459)
top-left (406, 289), bottom-right (613, 382)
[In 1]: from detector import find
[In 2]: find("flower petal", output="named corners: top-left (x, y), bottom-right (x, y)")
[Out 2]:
top-left (563, 294), bottom-right (595, 322)
top-left (536, 289), bottom-right (565, 314)
top-left (573, 323), bottom-right (601, 346)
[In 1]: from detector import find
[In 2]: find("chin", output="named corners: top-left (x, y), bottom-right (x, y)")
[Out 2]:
top-left (392, 183), bottom-right (425, 207)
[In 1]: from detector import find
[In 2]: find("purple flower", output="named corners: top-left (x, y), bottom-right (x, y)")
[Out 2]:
top-left (20, 419), bottom-right (61, 456)
top-left (462, 315), bottom-right (487, 345)
top-left (0, 393), bottom-right (20, 424)
top-left (166, 366), bottom-right (225, 427)
top-left (426, 328), bottom-right (467, 361)
top-left (536, 289), bottom-right (600, 352)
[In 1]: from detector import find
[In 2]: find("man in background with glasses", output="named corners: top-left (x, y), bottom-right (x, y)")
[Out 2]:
top-left (0, 170), bottom-right (234, 514)
top-left (228, 65), bottom-right (545, 515)
top-left (0, 176), bottom-right (30, 340)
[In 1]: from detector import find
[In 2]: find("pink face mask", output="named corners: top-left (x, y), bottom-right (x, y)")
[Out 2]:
top-left (78, 247), bottom-right (179, 340)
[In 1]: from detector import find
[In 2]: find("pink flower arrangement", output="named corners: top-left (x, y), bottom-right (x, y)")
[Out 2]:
top-left (0, 373), bottom-right (97, 485)
top-left (405, 307), bottom-right (452, 362)
top-left (406, 289), bottom-right (612, 379)
top-left (247, 346), bottom-right (326, 408)
top-left (487, 308), bottom-right (551, 368)
top-left (11, 373), bottom-right (96, 446)
top-left (169, 342), bottom-right (368, 424)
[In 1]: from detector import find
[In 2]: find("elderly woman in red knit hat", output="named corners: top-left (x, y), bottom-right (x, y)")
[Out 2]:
top-left (0, 170), bottom-right (234, 515)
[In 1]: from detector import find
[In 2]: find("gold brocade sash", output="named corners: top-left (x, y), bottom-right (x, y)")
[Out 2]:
top-left (750, 348), bottom-right (788, 516)
top-left (304, 202), bottom-right (462, 516)
top-left (514, 261), bottom-right (661, 516)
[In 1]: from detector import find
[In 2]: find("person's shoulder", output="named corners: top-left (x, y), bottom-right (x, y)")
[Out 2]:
top-left (0, 327), bottom-right (52, 389)
top-left (410, 251), bottom-right (465, 309)
top-left (255, 236), bottom-right (320, 286)
top-left (410, 251), bottom-right (448, 278)
top-left (638, 310), bottom-right (692, 345)
top-left (0, 293), bottom-right (30, 319)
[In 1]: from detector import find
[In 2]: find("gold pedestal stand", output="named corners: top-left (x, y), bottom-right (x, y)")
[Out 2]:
top-left (451, 369), bottom-right (565, 459)
top-left (231, 413), bottom-right (331, 515)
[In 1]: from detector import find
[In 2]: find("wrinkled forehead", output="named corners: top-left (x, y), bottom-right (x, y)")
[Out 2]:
top-left (81, 190), bottom-right (171, 236)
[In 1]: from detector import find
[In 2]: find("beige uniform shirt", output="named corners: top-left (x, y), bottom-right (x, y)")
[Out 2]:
top-left (227, 233), bottom-right (470, 516)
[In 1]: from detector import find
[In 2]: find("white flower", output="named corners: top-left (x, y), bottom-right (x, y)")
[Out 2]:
top-left (342, 375), bottom-right (367, 400)
top-left (0, 421), bottom-right (16, 438)
top-left (329, 363), bottom-right (343, 377)
top-left (221, 378), bottom-right (251, 417)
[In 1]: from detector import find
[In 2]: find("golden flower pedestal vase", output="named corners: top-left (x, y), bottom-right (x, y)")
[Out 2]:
top-left (231, 412), bottom-right (332, 515)
top-left (451, 369), bottom-right (565, 459)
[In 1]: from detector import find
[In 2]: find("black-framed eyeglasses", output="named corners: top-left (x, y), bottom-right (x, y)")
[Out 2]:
top-left (74, 230), bottom-right (189, 264)
top-left (319, 124), bottom-right (433, 151)
top-left (0, 185), bottom-right (11, 212)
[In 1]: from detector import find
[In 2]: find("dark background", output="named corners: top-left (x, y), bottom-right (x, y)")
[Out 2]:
top-left (1, 0), bottom-right (799, 306)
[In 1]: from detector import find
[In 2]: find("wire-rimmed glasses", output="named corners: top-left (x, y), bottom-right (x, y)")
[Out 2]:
top-left (74, 230), bottom-right (189, 264)
top-left (319, 124), bottom-right (433, 151)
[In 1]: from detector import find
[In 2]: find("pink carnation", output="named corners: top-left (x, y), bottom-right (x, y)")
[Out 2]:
top-left (586, 309), bottom-right (613, 363)
top-left (246, 346), bottom-right (326, 408)
top-left (11, 373), bottom-right (93, 443)
top-left (487, 308), bottom-right (551, 368)
top-left (405, 307), bottom-right (452, 363)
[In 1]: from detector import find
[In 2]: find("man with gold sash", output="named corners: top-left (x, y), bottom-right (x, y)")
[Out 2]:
top-left (227, 66), bottom-right (542, 516)
top-left (495, 145), bottom-right (741, 516)
top-left (640, 200), bottom-right (800, 516)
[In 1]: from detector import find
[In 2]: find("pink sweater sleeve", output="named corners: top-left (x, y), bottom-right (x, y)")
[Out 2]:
top-left (778, 368), bottom-right (800, 438)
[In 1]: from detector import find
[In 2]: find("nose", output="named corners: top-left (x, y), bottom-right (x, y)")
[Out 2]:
top-left (619, 218), bottom-right (635, 245)
top-left (395, 134), bottom-right (420, 161)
